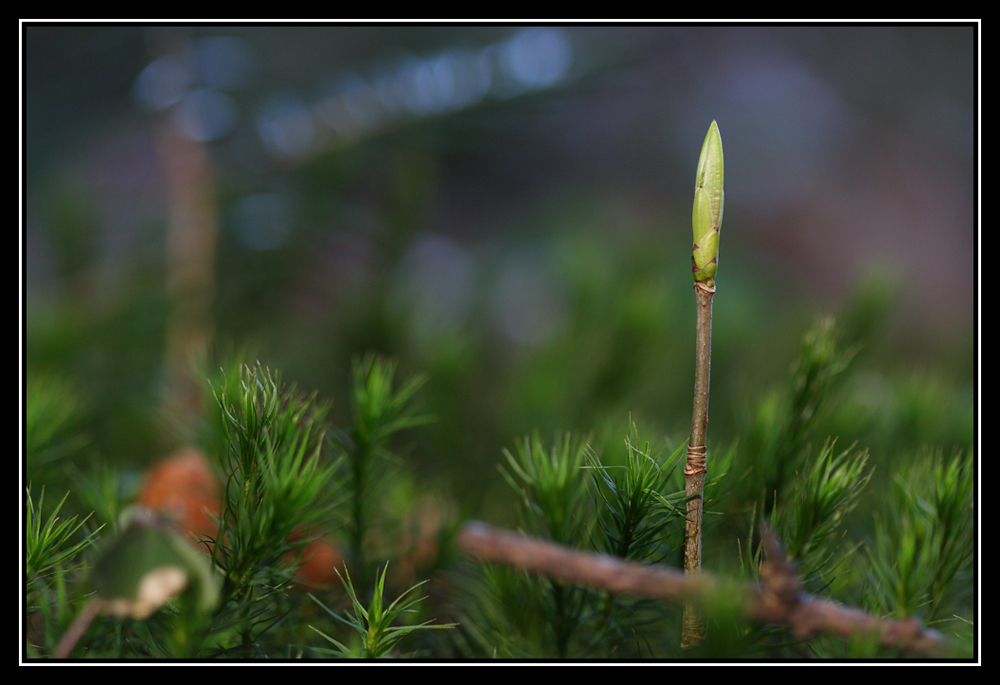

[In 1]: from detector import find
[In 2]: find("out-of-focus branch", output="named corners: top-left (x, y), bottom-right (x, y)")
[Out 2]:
top-left (145, 27), bottom-right (218, 432)
top-left (457, 521), bottom-right (956, 658)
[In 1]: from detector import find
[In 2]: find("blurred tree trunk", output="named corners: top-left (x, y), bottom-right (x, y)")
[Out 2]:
top-left (146, 27), bottom-right (219, 435)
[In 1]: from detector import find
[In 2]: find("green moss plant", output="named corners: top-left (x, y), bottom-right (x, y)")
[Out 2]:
top-left (308, 562), bottom-right (455, 658)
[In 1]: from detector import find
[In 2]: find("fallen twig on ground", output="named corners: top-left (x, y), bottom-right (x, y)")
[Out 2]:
top-left (457, 520), bottom-right (956, 658)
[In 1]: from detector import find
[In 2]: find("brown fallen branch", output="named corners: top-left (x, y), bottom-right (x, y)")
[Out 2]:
top-left (457, 520), bottom-right (957, 658)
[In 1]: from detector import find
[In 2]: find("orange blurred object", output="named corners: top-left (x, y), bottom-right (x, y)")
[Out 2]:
top-left (136, 448), bottom-right (220, 547)
top-left (136, 448), bottom-right (343, 586)
top-left (286, 530), bottom-right (345, 589)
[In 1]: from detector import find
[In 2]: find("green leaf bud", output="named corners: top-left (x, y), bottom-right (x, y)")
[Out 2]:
top-left (692, 120), bottom-right (724, 285)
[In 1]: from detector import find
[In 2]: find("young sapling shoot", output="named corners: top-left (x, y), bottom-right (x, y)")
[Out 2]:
top-left (682, 120), bottom-right (724, 648)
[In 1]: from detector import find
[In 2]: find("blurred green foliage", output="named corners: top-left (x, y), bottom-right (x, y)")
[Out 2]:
top-left (25, 190), bottom-right (974, 521)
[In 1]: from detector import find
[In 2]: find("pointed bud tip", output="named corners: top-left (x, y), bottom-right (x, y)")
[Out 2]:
top-left (692, 120), bottom-right (724, 283)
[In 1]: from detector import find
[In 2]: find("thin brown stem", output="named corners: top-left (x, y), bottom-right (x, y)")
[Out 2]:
top-left (682, 279), bottom-right (715, 647)
top-left (458, 521), bottom-right (956, 658)
top-left (52, 598), bottom-right (102, 659)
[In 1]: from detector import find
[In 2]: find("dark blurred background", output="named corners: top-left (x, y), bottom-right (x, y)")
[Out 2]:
top-left (24, 24), bottom-right (976, 521)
